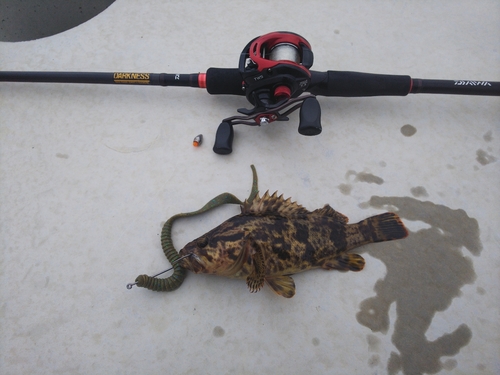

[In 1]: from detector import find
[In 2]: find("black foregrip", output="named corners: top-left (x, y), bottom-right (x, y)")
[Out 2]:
top-left (309, 70), bottom-right (411, 97)
top-left (206, 68), bottom-right (245, 96)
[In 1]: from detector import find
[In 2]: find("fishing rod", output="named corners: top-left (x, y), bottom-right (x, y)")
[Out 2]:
top-left (1, 31), bottom-right (499, 154)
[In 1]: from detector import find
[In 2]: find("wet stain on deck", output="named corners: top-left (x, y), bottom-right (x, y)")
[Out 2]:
top-left (356, 196), bottom-right (482, 375)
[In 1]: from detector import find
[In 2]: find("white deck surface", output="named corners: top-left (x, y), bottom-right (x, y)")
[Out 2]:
top-left (1, 1), bottom-right (499, 374)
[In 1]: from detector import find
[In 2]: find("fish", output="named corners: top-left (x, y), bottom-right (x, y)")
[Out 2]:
top-left (178, 188), bottom-right (408, 298)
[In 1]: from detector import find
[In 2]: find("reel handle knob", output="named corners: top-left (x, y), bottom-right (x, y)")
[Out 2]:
top-left (213, 122), bottom-right (234, 154)
top-left (298, 96), bottom-right (322, 135)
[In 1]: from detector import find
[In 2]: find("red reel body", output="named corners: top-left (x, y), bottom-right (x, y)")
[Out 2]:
top-left (238, 31), bottom-right (314, 110)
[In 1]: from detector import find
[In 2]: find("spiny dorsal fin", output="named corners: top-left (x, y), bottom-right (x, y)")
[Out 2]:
top-left (241, 190), bottom-right (310, 217)
top-left (310, 204), bottom-right (349, 223)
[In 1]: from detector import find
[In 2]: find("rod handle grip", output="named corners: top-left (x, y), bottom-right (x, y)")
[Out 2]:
top-left (309, 70), bottom-right (411, 97)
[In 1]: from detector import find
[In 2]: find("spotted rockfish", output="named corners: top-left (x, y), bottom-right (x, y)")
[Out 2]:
top-left (179, 190), bottom-right (408, 298)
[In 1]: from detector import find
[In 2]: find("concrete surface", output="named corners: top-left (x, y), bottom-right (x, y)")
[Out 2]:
top-left (1, 1), bottom-right (499, 374)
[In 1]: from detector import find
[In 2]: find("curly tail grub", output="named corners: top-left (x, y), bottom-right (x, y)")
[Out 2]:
top-left (130, 165), bottom-right (260, 292)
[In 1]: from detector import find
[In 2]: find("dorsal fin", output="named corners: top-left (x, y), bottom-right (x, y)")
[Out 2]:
top-left (241, 190), bottom-right (310, 217)
top-left (310, 204), bottom-right (349, 223)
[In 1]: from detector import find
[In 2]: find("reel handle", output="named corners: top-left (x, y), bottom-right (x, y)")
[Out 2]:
top-left (213, 122), bottom-right (235, 155)
top-left (298, 97), bottom-right (322, 135)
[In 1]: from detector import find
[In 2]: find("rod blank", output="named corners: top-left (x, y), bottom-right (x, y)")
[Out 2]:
top-left (0, 71), bottom-right (205, 88)
top-left (410, 79), bottom-right (500, 96)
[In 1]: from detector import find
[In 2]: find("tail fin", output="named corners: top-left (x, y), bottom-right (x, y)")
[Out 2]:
top-left (368, 212), bottom-right (408, 242)
top-left (346, 212), bottom-right (408, 250)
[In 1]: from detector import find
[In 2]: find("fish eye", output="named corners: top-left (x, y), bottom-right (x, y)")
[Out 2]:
top-left (196, 237), bottom-right (208, 248)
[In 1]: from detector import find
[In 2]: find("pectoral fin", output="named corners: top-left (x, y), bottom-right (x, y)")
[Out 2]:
top-left (266, 275), bottom-right (296, 298)
top-left (321, 253), bottom-right (365, 272)
top-left (246, 241), bottom-right (266, 293)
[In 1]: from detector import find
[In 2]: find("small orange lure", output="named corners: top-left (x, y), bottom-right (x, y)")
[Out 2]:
top-left (193, 134), bottom-right (203, 147)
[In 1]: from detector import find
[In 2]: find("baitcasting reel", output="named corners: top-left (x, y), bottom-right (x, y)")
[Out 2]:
top-left (213, 32), bottom-right (322, 154)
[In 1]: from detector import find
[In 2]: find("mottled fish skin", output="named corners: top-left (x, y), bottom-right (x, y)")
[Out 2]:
top-left (179, 191), bottom-right (408, 298)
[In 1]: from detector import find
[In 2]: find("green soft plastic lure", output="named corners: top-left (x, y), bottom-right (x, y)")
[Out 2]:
top-left (128, 165), bottom-right (259, 292)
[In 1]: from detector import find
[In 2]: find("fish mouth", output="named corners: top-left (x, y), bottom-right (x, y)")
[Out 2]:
top-left (179, 253), bottom-right (205, 273)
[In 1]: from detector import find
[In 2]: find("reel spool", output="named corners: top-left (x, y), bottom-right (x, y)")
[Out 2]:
top-left (213, 32), bottom-right (321, 154)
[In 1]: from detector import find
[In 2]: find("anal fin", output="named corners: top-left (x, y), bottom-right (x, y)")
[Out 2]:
top-left (321, 253), bottom-right (365, 272)
top-left (266, 275), bottom-right (296, 298)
